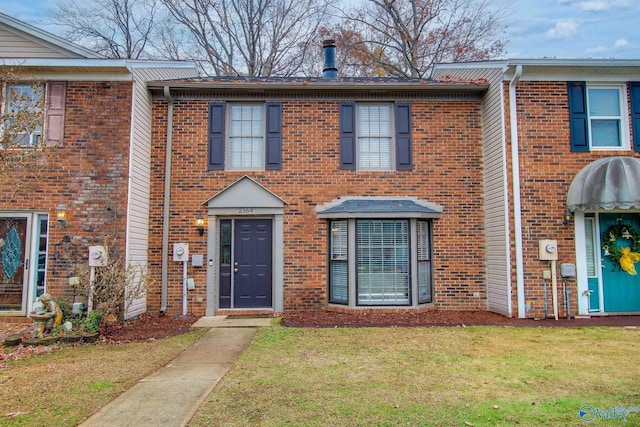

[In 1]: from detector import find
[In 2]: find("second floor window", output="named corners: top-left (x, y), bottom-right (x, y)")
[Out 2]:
top-left (569, 81), bottom-right (639, 152)
top-left (208, 102), bottom-right (282, 171)
top-left (229, 104), bottom-right (264, 170)
top-left (340, 102), bottom-right (412, 171)
top-left (4, 83), bottom-right (44, 147)
top-left (586, 86), bottom-right (627, 149)
top-left (358, 104), bottom-right (393, 170)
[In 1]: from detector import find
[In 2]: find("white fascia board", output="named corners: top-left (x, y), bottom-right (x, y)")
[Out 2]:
top-left (507, 58), bottom-right (640, 67)
top-left (1, 58), bottom-right (196, 69)
top-left (0, 58), bottom-right (198, 81)
top-left (503, 59), bottom-right (640, 82)
top-left (124, 60), bottom-right (198, 70)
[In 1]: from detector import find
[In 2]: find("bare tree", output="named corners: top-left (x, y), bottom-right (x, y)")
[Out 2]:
top-left (51, 0), bottom-right (159, 59)
top-left (160, 0), bottom-right (332, 76)
top-left (332, 0), bottom-right (507, 78)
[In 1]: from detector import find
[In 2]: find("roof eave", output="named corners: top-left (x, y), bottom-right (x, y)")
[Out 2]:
top-left (149, 81), bottom-right (488, 93)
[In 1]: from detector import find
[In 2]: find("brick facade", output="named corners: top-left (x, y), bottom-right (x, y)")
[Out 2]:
top-left (149, 94), bottom-right (488, 315)
top-left (0, 81), bottom-right (132, 301)
top-left (507, 80), bottom-right (640, 319)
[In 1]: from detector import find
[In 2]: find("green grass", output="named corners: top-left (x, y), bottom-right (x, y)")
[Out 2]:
top-left (190, 326), bottom-right (640, 426)
top-left (0, 330), bottom-right (206, 427)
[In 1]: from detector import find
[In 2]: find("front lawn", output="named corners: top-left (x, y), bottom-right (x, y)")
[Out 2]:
top-left (0, 330), bottom-right (205, 426)
top-left (190, 326), bottom-right (640, 426)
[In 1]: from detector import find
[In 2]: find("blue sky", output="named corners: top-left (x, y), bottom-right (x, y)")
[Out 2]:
top-left (3, 0), bottom-right (640, 59)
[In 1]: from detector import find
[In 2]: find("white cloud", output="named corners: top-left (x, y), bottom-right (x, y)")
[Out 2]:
top-left (546, 19), bottom-right (580, 40)
top-left (580, 1), bottom-right (610, 11)
top-left (557, 0), bottom-right (633, 11)
top-left (578, 0), bottom-right (632, 11)
top-left (614, 39), bottom-right (630, 47)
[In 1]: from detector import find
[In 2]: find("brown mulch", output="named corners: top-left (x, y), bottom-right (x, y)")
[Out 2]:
top-left (280, 309), bottom-right (640, 328)
top-left (99, 313), bottom-right (197, 344)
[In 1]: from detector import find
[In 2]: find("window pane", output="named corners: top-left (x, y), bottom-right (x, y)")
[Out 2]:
top-left (357, 220), bottom-right (409, 305)
top-left (329, 220), bottom-right (348, 304)
top-left (6, 83), bottom-right (43, 147)
top-left (591, 120), bottom-right (621, 147)
top-left (418, 262), bottom-right (431, 302)
top-left (35, 216), bottom-right (48, 298)
top-left (585, 218), bottom-right (596, 277)
top-left (358, 104), bottom-right (392, 170)
top-left (229, 104), bottom-right (263, 169)
top-left (330, 263), bottom-right (348, 303)
top-left (331, 220), bottom-right (348, 260)
top-left (417, 220), bottom-right (432, 303)
top-left (588, 88), bottom-right (620, 116)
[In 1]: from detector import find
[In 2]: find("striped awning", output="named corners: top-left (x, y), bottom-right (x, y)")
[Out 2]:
top-left (567, 156), bottom-right (640, 211)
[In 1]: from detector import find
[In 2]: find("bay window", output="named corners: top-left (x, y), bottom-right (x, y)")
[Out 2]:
top-left (328, 217), bottom-right (433, 307)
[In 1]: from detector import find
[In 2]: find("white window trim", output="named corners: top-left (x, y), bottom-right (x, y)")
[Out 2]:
top-left (586, 84), bottom-right (630, 151)
top-left (226, 102), bottom-right (266, 171)
top-left (356, 103), bottom-right (395, 171)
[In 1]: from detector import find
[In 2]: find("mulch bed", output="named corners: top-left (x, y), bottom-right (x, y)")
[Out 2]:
top-left (280, 310), bottom-right (640, 328)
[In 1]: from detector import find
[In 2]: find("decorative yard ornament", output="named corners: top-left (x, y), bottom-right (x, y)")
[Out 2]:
top-left (602, 224), bottom-right (640, 275)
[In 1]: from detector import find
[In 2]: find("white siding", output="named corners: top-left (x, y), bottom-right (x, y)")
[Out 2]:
top-left (124, 66), bottom-right (197, 319)
top-left (433, 66), bottom-right (512, 316)
top-left (0, 26), bottom-right (82, 58)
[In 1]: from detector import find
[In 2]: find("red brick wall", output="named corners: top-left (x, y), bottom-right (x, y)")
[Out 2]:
top-left (149, 96), bottom-right (487, 315)
top-left (505, 81), bottom-right (639, 318)
top-left (0, 81), bottom-right (132, 301)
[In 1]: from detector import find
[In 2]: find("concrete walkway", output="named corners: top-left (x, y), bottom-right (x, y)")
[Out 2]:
top-left (80, 317), bottom-right (273, 427)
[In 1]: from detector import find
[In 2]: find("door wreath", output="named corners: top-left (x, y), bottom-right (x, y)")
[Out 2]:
top-left (602, 224), bottom-right (640, 275)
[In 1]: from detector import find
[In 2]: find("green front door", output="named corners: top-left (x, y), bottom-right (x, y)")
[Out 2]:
top-left (600, 213), bottom-right (640, 312)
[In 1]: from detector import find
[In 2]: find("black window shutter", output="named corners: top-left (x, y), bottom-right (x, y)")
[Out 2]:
top-left (568, 81), bottom-right (589, 152)
top-left (265, 102), bottom-right (282, 169)
top-left (395, 103), bottom-right (412, 170)
top-left (340, 102), bottom-right (356, 169)
top-left (208, 102), bottom-right (225, 170)
top-left (630, 82), bottom-right (640, 152)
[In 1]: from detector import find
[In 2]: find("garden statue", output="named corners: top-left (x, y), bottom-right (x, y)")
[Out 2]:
top-left (30, 293), bottom-right (63, 338)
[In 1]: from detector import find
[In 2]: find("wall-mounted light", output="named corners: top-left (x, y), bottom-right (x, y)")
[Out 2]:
top-left (56, 204), bottom-right (67, 228)
top-left (563, 209), bottom-right (573, 226)
top-left (195, 213), bottom-right (205, 236)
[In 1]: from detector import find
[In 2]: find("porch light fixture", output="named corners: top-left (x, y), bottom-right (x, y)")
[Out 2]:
top-left (195, 213), bottom-right (205, 236)
top-left (56, 204), bottom-right (67, 228)
top-left (563, 209), bottom-right (573, 226)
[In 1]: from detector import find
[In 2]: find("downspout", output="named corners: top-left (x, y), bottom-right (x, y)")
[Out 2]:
top-left (160, 85), bottom-right (174, 315)
top-left (509, 65), bottom-right (526, 318)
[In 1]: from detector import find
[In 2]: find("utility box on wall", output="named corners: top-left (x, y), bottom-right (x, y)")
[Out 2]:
top-left (538, 240), bottom-right (558, 261)
top-left (88, 245), bottom-right (108, 267)
top-left (560, 263), bottom-right (576, 277)
top-left (173, 243), bottom-right (189, 262)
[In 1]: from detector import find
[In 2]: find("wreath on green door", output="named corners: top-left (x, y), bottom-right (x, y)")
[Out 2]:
top-left (602, 224), bottom-right (640, 275)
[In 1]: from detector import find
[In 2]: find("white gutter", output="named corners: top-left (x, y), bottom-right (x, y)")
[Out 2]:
top-left (160, 85), bottom-right (174, 314)
top-left (509, 65), bottom-right (526, 318)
